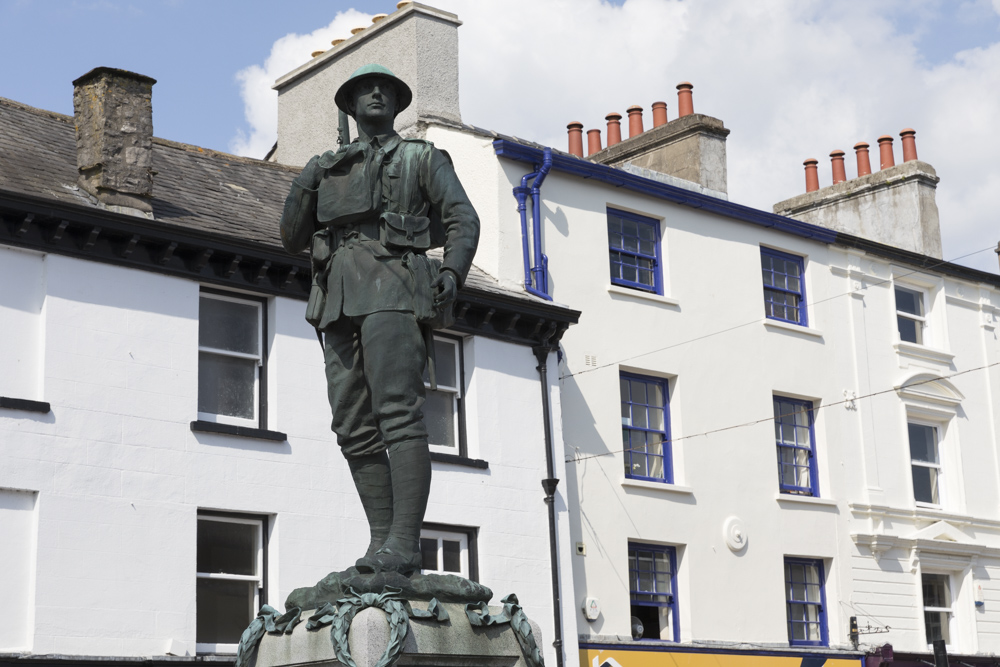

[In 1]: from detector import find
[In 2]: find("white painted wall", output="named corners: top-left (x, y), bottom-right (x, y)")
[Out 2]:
top-left (0, 245), bottom-right (45, 401)
top-left (0, 246), bottom-right (567, 664)
top-left (0, 488), bottom-right (38, 651)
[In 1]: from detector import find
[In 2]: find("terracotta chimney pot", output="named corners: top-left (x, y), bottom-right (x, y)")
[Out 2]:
top-left (854, 142), bottom-right (871, 177)
top-left (587, 129), bottom-right (602, 156)
top-left (626, 105), bottom-right (644, 138)
top-left (877, 135), bottom-right (895, 170)
top-left (567, 121), bottom-right (584, 157)
top-left (830, 149), bottom-right (847, 184)
top-left (804, 158), bottom-right (820, 193)
top-left (676, 82), bottom-right (694, 117)
top-left (900, 128), bottom-right (918, 162)
top-left (651, 101), bottom-right (668, 127)
top-left (605, 112), bottom-right (623, 147)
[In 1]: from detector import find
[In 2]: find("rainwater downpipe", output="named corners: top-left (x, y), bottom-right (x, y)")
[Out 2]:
top-left (533, 328), bottom-right (564, 667)
top-left (514, 148), bottom-right (553, 300)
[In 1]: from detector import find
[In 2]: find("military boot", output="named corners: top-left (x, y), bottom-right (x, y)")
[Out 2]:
top-left (347, 452), bottom-right (393, 572)
top-left (369, 440), bottom-right (430, 575)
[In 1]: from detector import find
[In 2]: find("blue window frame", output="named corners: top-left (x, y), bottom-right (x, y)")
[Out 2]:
top-left (608, 208), bottom-right (662, 294)
top-left (774, 397), bottom-right (819, 496)
top-left (628, 543), bottom-right (679, 642)
top-left (761, 248), bottom-right (807, 326)
top-left (620, 373), bottom-right (671, 483)
top-left (784, 558), bottom-right (828, 646)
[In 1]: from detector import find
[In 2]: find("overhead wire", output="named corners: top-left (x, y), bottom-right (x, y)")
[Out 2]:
top-left (559, 244), bottom-right (998, 382)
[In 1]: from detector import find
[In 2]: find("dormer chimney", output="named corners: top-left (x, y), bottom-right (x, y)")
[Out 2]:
top-left (72, 67), bottom-right (156, 215)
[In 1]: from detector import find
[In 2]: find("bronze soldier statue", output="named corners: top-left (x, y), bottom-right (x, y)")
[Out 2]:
top-left (279, 64), bottom-right (480, 576)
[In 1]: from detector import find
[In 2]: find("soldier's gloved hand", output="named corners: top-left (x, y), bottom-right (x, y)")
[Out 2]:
top-left (432, 270), bottom-right (458, 308)
top-left (293, 155), bottom-right (324, 191)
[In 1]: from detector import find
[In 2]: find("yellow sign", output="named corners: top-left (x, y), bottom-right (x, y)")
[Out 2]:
top-left (581, 647), bottom-right (862, 667)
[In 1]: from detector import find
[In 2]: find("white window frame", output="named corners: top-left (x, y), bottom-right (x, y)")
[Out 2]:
top-left (419, 527), bottom-right (470, 578)
top-left (894, 284), bottom-right (927, 345)
top-left (195, 514), bottom-right (264, 654)
top-left (908, 419), bottom-right (944, 510)
top-left (921, 571), bottom-right (954, 648)
top-left (424, 334), bottom-right (464, 455)
top-left (197, 291), bottom-right (264, 428)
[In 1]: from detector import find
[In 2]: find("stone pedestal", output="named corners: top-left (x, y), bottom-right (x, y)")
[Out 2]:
top-left (252, 602), bottom-right (542, 667)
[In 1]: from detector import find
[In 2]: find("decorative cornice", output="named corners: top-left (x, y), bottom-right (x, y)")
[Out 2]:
top-left (0, 194), bottom-right (579, 348)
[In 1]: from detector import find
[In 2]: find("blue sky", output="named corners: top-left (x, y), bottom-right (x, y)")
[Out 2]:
top-left (3, 0), bottom-right (999, 272)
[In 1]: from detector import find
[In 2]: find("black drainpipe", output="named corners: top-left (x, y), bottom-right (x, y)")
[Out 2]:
top-left (534, 325), bottom-right (564, 667)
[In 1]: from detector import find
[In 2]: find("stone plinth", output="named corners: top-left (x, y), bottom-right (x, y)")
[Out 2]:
top-left (252, 603), bottom-right (542, 667)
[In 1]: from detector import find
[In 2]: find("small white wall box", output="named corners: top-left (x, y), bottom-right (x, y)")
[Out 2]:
top-left (583, 597), bottom-right (601, 621)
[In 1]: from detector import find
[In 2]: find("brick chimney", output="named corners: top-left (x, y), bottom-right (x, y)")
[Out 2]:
top-left (587, 83), bottom-right (730, 195)
top-left (774, 129), bottom-right (941, 258)
top-left (72, 67), bottom-right (156, 215)
top-left (272, 2), bottom-right (462, 166)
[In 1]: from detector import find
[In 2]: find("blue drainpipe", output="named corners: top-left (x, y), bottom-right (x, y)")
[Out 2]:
top-left (514, 148), bottom-right (553, 300)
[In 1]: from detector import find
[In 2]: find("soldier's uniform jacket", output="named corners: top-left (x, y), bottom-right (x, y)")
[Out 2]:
top-left (280, 131), bottom-right (480, 330)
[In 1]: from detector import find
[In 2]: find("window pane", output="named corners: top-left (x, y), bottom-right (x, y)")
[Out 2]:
top-left (198, 352), bottom-right (256, 419)
top-left (923, 574), bottom-right (951, 608)
top-left (895, 286), bottom-right (924, 316)
top-left (908, 424), bottom-right (938, 463)
top-left (197, 520), bottom-right (257, 575)
top-left (432, 339), bottom-right (457, 389)
top-left (898, 316), bottom-right (923, 344)
top-left (196, 578), bottom-right (254, 644)
top-left (442, 540), bottom-right (461, 573)
top-left (423, 390), bottom-right (456, 449)
top-left (912, 465), bottom-right (939, 504)
top-left (420, 538), bottom-right (438, 571)
top-left (925, 611), bottom-right (950, 644)
top-left (199, 297), bottom-right (259, 355)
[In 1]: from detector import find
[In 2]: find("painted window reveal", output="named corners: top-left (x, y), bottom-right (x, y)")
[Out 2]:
top-left (774, 397), bottom-right (819, 496)
top-left (196, 513), bottom-right (266, 654)
top-left (197, 291), bottom-right (266, 427)
top-left (761, 248), bottom-right (807, 326)
top-left (784, 558), bottom-right (828, 646)
top-left (620, 373), bottom-right (672, 483)
top-left (628, 543), bottom-right (679, 642)
top-left (895, 285), bottom-right (926, 345)
top-left (419, 527), bottom-right (470, 578)
top-left (909, 422), bottom-right (941, 506)
top-left (922, 573), bottom-right (952, 645)
top-left (422, 334), bottom-right (467, 456)
top-left (608, 208), bottom-right (662, 294)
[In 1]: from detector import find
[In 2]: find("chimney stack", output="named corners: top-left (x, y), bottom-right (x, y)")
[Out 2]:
top-left (606, 112), bottom-right (623, 147)
top-left (72, 67), bottom-right (156, 215)
top-left (676, 82), bottom-right (694, 117)
top-left (567, 122), bottom-right (584, 157)
top-left (854, 142), bottom-right (871, 177)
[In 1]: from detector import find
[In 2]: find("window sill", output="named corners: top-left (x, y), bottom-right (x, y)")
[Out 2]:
top-left (430, 452), bottom-right (489, 469)
top-left (621, 478), bottom-right (693, 495)
top-left (0, 396), bottom-right (51, 413)
top-left (763, 319), bottom-right (824, 338)
top-left (607, 285), bottom-right (680, 307)
top-left (893, 341), bottom-right (955, 365)
top-left (775, 493), bottom-right (838, 507)
top-left (190, 420), bottom-right (287, 442)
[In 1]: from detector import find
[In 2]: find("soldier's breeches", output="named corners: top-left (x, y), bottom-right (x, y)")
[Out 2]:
top-left (323, 311), bottom-right (428, 458)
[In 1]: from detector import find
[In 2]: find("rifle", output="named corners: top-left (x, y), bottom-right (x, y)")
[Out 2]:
top-left (338, 109), bottom-right (351, 147)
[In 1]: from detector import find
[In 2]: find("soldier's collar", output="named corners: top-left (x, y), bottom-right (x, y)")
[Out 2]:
top-left (357, 128), bottom-right (401, 154)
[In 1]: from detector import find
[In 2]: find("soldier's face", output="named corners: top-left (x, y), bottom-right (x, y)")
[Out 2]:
top-left (351, 79), bottom-right (397, 123)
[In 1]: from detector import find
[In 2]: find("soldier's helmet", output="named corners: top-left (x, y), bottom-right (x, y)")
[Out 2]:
top-left (334, 64), bottom-right (413, 118)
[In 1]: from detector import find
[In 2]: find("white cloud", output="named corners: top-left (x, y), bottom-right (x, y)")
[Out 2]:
top-left (229, 8), bottom-right (373, 158)
top-left (233, 0), bottom-right (1000, 272)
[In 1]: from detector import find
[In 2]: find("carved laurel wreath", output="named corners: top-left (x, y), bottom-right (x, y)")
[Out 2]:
top-left (329, 586), bottom-right (411, 667)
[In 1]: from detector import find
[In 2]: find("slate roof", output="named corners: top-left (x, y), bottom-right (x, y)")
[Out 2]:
top-left (0, 96), bottom-right (560, 309)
